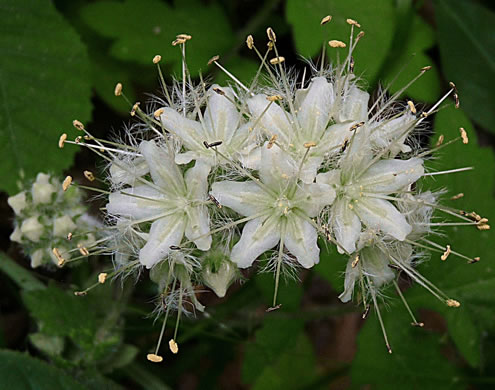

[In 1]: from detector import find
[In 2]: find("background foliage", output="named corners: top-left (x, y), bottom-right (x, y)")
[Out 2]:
top-left (0, 0), bottom-right (494, 389)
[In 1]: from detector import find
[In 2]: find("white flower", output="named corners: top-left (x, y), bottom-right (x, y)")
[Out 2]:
top-left (7, 191), bottom-right (27, 215)
top-left (32, 172), bottom-right (56, 204)
top-left (107, 140), bottom-right (211, 269)
top-left (211, 144), bottom-right (335, 268)
top-left (160, 85), bottom-right (258, 169)
top-left (317, 131), bottom-right (424, 254)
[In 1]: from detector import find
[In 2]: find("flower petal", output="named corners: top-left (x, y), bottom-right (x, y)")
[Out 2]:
top-left (139, 140), bottom-right (185, 194)
top-left (353, 198), bottom-right (412, 241)
top-left (185, 205), bottom-right (211, 250)
top-left (139, 214), bottom-right (186, 268)
top-left (160, 108), bottom-right (206, 151)
top-left (339, 257), bottom-right (360, 302)
top-left (331, 198), bottom-right (361, 254)
top-left (294, 182), bottom-right (336, 217)
top-left (247, 95), bottom-right (293, 144)
top-left (107, 185), bottom-right (166, 220)
top-left (284, 217), bottom-right (320, 268)
top-left (204, 85), bottom-right (240, 144)
top-left (361, 246), bottom-right (395, 288)
top-left (231, 216), bottom-right (280, 268)
top-left (259, 144), bottom-right (298, 189)
top-left (185, 161), bottom-right (210, 200)
top-left (211, 181), bottom-right (270, 217)
top-left (337, 85), bottom-right (369, 122)
top-left (358, 157), bottom-right (424, 194)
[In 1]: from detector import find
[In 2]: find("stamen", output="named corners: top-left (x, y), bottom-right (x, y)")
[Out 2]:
top-left (266, 304), bottom-right (282, 312)
top-left (362, 304), bottom-right (371, 319)
top-left (407, 100), bottom-right (417, 114)
top-left (213, 87), bottom-right (225, 95)
top-left (329, 40), bottom-right (346, 48)
top-left (346, 18), bottom-right (361, 27)
top-left (154, 108), bottom-right (164, 118)
top-left (114, 82), bottom-right (122, 96)
top-left (269, 56), bottom-right (285, 65)
top-left (266, 94), bottom-right (283, 102)
top-left (147, 354), bottom-right (163, 363)
top-left (58, 133), bottom-right (67, 148)
top-left (320, 15), bottom-right (332, 25)
top-left (271, 221), bottom-right (286, 309)
top-left (349, 56), bottom-right (355, 73)
top-left (52, 247), bottom-right (65, 267)
top-left (246, 35), bottom-right (254, 49)
top-left (77, 244), bottom-right (89, 256)
top-left (446, 299), bottom-right (461, 307)
top-left (450, 192), bottom-right (464, 200)
top-left (266, 27), bottom-right (276, 42)
top-left (169, 339), bottom-right (179, 354)
top-left (441, 245), bottom-right (451, 261)
top-left (72, 119), bottom-right (84, 131)
top-left (366, 276), bottom-right (392, 354)
top-left (208, 194), bottom-right (222, 209)
top-left (62, 176), bottom-right (72, 191)
top-left (303, 141), bottom-right (316, 148)
top-left (351, 254), bottom-right (360, 268)
top-left (131, 102), bottom-right (140, 116)
top-left (203, 140), bottom-right (223, 149)
top-left (393, 281), bottom-right (424, 327)
top-left (153, 55), bottom-right (161, 64)
top-left (449, 82), bottom-right (460, 108)
top-left (459, 127), bottom-right (469, 144)
top-left (83, 170), bottom-right (95, 182)
top-left (176, 33), bottom-right (192, 40)
top-left (436, 134), bottom-right (445, 146)
top-left (267, 134), bottom-right (278, 149)
top-left (423, 167), bottom-right (473, 176)
top-left (98, 272), bottom-right (108, 284)
top-left (349, 121), bottom-right (365, 131)
top-left (67, 232), bottom-right (73, 240)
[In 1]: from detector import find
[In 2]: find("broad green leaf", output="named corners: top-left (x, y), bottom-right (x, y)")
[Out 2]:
top-left (0, 0), bottom-right (92, 194)
top-left (0, 349), bottom-right (86, 390)
top-left (80, 0), bottom-right (234, 77)
top-left (435, 0), bottom-right (495, 130)
top-left (286, 0), bottom-right (396, 85)
top-left (254, 272), bottom-right (303, 311)
top-left (404, 105), bottom-right (495, 368)
top-left (352, 303), bottom-right (464, 389)
top-left (0, 253), bottom-right (45, 292)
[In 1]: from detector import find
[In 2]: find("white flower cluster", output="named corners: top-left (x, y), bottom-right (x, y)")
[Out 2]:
top-left (8, 173), bottom-right (97, 268)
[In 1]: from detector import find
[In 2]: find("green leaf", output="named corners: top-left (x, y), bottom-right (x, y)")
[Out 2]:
top-left (352, 304), bottom-right (464, 389)
top-left (80, 0), bottom-right (234, 77)
top-left (315, 240), bottom-right (346, 293)
top-left (0, 0), bottom-right (92, 194)
top-left (0, 253), bottom-right (45, 292)
top-left (0, 349), bottom-right (86, 390)
top-left (286, 0), bottom-right (396, 85)
top-left (254, 272), bottom-right (303, 311)
top-left (29, 333), bottom-right (65, 357)
top-left (435, 0), bottom-right (495, 130)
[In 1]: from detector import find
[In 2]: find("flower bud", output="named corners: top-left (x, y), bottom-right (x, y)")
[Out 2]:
top-left (202, 260), bottom-right (237, 298)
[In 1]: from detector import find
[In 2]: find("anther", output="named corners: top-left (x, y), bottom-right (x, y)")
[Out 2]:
top-left (266, 27), bottom-right (276, 42)
top-left (441, 245), bottom-right (451, 261)
top-left (58, 133), bottom-right (67, 148)
top-left (477, 223), bottom-right (490, 231)
top-left (346, 18), bottom-right (361, 28)
top-left (386, 344), bottom-right (393, 354)
top-left (320, 15), bottom-right (332, 25)
top-left (362, 304), bottom-right (370, 319)
top-left (172, 38), bottom-right (186, 46)
top-left (459, 127), bottom-right (468, 144)
top-left (266, 95), bottom-right (283, 101)
top-left (421, 112), bottom-right (428, 118)
top-left (340, 139), bottom-right (349, 152)
top-left (412, 322), bottom-right (425, 327)
top-left (208, 194), bottom-right (222, 208)
top-left (446, 299), bottom-right (461, 308)
top-left (421, 66), bottom-right (432, 72)
top-left (154, 108), bottom-right (164, 118)
top-left (350, 56), bottom-right (355, 73)
top-left (98, 273), bottom-right (108, 284)
top-left (74, 291), bottom-right (87, 296)
top-left (246, 35), bottom-right (254, 49)
top-left (351, 255), bottom-right (360, 268)
top-left (207, 55), bottom-right (220, 65)
top-left (153, 55), bottom-right (162, 64)
top-left (436, 134), bottom-right (444, 146)
top-left (349, 121), bottom-right (365, 131)
top-left (267, 134), bottom-right (278, 149)
top-left (407, 100), bottom-right (417, 114)
top-left (355, 31), bottom-right (365, 41)
top-left (203, 140), bottom-right (223, 149)
top-left (170, 245), bottom-right (182, 250)
top-left (147, 354), bottom-right (163, 363)
top-left (62, 176), bottom-right (72, 191)
top-left (169, 339), bottom-right (179, 354)
top-left (78, 244), bottom-right (89, 256)
top-left (131, 102), bottom-right (140, 116)
top-left (73, 119), bottom-right (84, 131)
top-left (213, 87), bottom-right (225, 95)
top-left (83, 170), bottom-right (95, 182)
top-left (329, 40), bottom-right (346, 48)
top-left (270, 56), bottom-right (285, 65)
top-left (266, 304), bottom-right (282, 312)
top-left (114, 82), bottom-right (122, 96)
top-left (303, 141), bottom-right (316, 148)
top-left (52, 248), bottom-right (65, 267)
top-left (67, 232), bottom-right (73, 240)
top-left (469, 257), bottom-right (481, 264)
top-left (75, 136), bottom-right (82, 143)
top-left (176, 33), bottom-right (192, 40)
top-left (450, 193), bottom-right (464, 200)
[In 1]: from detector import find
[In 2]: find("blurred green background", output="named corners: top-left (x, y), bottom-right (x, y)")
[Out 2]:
top-left (0, 0), bottom-right (494, 389)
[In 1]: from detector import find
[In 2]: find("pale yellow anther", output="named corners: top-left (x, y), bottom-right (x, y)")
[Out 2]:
top-left (356, 31), bottom-right (365, 41)
top-left (98, 272), bottom-right (108, 284)
top-left (441, 245), bottom-right (451, 261)
top-left (114, 82), bottom-right (123, 97)
top-left (208, 55), bottom-right (220, 65)
top-left (131, 102), bottom-right (141, 117)
top-left (407, 100), bottom-right (417, 114)
top-left (52, 248), bottom-right (65, 267)
top-left (169, 339), bottom-right (179, 354)
top-left (436, 134), bottom-right (444, 146)
top-left (78, 244), bottom-right (89, 256)
top-left (176, 33), bottom-right (192, 40)
top-left (147, 354), bottom-right (163, 363)
top-left (477, 224), bottom-right (490, 231)
top-left (351, 255), bottom-right (360, 268)
top-left (73, 119), bottom-right (84, 131)
top-left (320, 15), bottom-right (332, 25)
top-left (348, 203), bottom-right (354, 210)
top-left (62, 176), bottom-right (72, 191)
top-left (67, 232), bottom-right (73, 240)
top-left (172, 38), bottom-right (186, 46)
top-left (153, 55), bottom-right (162, 64)
top-left (267, 134), bottom-right (278, 149)
top-left (74, 291), bottom-right (87, 296)
top-left (450, 193), bottom-right (464, 200)
top-left (246, 35), bottom-right (254, 49)
top-left (459, 127), bottom-right (468, 144)
top-left (58, 133), bottom-right (67, 148)
top-left (75, 136), bottom-right (82, 143)
top-left (304, 142), bottom-right (316, 148)
top-left (281, 173), bottom-right (289, 179)
top-left (266, 95), bottom-right (283, 102)
top-left (446, 299), bottom-right (460, 308)
top-left (421, 65), bottom-right (432, 72)
top-left (329, 40), bottom-right (346, 48)
top-left (84, 170), bottom-right (95, 182)
top-left (154, 108), bottom-right (165, 118)
top-left (421, 112), bottom-right (428, 118)
top-left (270, 56), bottom-right (285, 65)
top-left (346, 18), bottom-right (361, 27)
top-left (266, 27), bottom-right (276, 42)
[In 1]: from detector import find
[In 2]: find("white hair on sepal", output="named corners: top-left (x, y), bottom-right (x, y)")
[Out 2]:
top-left (259, 250), bottom-right (301, 283)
